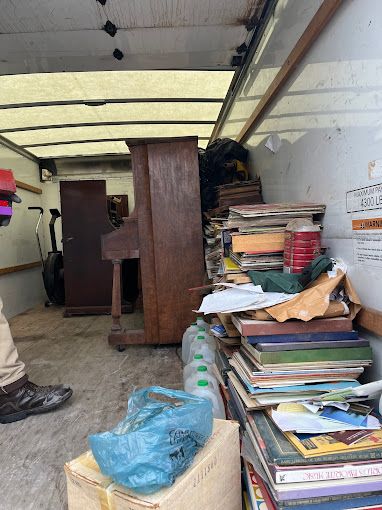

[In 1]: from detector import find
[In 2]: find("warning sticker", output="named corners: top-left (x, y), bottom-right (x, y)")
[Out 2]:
top-left (352, 218), bottom-right (382, 230)
top-left (352, 215), bottom-right (382, 267)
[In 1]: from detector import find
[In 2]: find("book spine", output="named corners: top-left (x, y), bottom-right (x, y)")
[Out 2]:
top-left (256, 340), bottom-right (368, 352)
top-left (258, 346), bottom-right (372, 364)
top-left (276, 448), bottom-right (382, 466)
top-left (274, 462), bottom-right (382, 484)
top-left (241, 318), bottom-right (353, 336)
top-left (247, 331), bottom-right (359, 343)
top-left (231, 232), bottom-right (285, 253)
top-left (275, 478), bottom-right (382, 501)
top-left (246, 415), bottom-right (274, 466)
top-left (251, 465), bottom-right (382, 510)
top-left (278, 492), bottom-right (382, 510)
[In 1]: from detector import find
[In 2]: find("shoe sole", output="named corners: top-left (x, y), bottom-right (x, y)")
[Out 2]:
top-left (0, 389), bottom-right (73, 424)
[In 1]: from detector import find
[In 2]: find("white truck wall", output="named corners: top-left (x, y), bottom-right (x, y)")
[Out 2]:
top-left (219, 0), bottom-right (382, 379)
top-left (0, 144), bottom-right (45, 318)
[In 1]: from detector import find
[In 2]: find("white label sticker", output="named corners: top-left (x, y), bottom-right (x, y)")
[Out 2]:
top-left (347, 184), bottom-right (382, 213)
top-left (353, 231), bottom-right (382, 267)
top-left (369, 159), bottom-right (382, 180)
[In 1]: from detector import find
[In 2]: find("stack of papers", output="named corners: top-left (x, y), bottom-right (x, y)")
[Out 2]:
top-left (271, 402), bottom-right (381, 434)
top-left (196, 283), bottom-right (298, 314)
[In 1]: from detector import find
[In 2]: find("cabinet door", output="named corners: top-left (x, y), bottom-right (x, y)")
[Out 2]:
top-left (60, 180), bottom-right (113, 313)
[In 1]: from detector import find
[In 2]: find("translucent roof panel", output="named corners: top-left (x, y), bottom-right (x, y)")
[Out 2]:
top-left (31, 141), bottom-right (131, 159)
top-left (0, 70), bottom-right (233, 158)
top-left (0, 71), bottom-right (232, 104)
top-left (8, 124), bottom-right (214, 147)
top-left (0, 103), bottom-right (222, 130)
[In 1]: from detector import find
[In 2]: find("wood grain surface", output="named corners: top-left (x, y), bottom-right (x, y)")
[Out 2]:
top-left (15, 179), bottom-right (42, 194)
top-left (147, 138), bottom-right (204, 343)
top-left (0, 260), bottom-right (41, 275)
top-left (60, 180), bottom-right (115, 313)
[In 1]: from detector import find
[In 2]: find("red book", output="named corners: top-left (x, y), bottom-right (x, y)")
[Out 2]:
top-left (0, 169), bottom-right (16, 194)
top-left (231, 315), bottom-right (353, 337)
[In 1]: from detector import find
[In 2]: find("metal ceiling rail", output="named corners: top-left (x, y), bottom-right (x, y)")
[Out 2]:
top-left (0, 98), bottom-right (224, 110)
top-left (46, 152), bottom-right (132, 160)
top-left (0, 134), bottom-right (39, 163)
top-left (22, 137), bottom-right (210, 148)
top-left (0, 120), bottom-right (215, 134)
top-left (209, 0), bottom-right (277, 142)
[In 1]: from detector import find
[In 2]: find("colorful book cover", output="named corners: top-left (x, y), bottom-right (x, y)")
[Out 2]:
top-left (285, 428), bottom-right (382, 458)
top-left (244, 460), bottom-right (269, 510)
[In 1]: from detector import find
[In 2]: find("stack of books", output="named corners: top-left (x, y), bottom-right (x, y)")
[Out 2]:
top-left (242, 412), bottom-right (382, 510)
top-left (203, 210), bottom-right (227, 280)
top-left (212, 313), bottom-right (382, 510)
top-left (203, 179), bottom-right (265, 282)
top-left (226, 203), bottom-right (325, 273)
top-left (216, 178), bottom-right (262, 208)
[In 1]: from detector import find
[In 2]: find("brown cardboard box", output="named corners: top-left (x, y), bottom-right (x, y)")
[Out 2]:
top-left (65, 419), bottom-right (241, 510)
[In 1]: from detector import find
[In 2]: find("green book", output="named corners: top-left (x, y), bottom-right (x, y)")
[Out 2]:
top-left (251, 345), bottom-right (372, 365)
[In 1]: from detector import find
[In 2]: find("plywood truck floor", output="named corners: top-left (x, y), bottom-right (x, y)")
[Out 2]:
top-left (0, 306), bottom-right (183, 510)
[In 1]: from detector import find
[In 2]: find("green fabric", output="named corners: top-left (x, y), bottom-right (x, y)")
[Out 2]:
top-left (248, 255), bottom-right (333, 294)
top-left (248, 270), bottom-right (302, 294)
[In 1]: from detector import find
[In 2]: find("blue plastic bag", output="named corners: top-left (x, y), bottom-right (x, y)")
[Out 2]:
top-left (88, 386), bottom-right (213, 494)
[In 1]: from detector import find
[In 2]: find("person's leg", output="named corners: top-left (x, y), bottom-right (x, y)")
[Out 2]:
top-left (0, 296), bottom-right (28, 391)
top-left (0, 296), bottom-right (73, 423)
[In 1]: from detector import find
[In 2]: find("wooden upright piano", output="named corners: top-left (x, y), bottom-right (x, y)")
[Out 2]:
top-left (101, 137), bottom-right (205, 346)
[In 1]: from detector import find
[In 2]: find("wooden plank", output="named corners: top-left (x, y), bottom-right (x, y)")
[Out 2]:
top-left (0, 260), bottom-right (41, 276)
top-left (15, 179), bottom-right (42, 194)
top-left (236, 0), bottom-right (343, 144)
top-left (357, 307), bottom-right (382, 337)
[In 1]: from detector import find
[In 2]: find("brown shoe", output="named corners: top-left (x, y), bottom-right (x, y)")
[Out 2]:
top-left (0, 381), bottom-right (73, 423)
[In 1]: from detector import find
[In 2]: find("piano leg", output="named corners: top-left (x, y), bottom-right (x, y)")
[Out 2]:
top-left (108, 258), bottom-right (146, 347)
top-left (111, 259), bottom-right (122, 334)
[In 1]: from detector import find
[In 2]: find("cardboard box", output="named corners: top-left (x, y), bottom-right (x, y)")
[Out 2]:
top-left (65, 419), bottom-right (241, 510)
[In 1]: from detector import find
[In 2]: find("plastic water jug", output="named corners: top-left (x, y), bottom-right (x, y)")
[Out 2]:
top-left (181, 322), bottom-right (198, 363)
top-left (183, 354), bottom-right (212, 384)
top-left (182, 326), bottom-right (207, 364)
top-left (184, 365), bottom-right (218, 393)
top-left (189, 379), bottom-right (225, 419)
top-left (188, 335), bottom-right (216, 364)
top-left (196, 316), bottom-right (209, 330)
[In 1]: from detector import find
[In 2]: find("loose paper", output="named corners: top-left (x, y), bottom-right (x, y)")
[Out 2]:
top-left (197, 285), bottom-right (298, 314)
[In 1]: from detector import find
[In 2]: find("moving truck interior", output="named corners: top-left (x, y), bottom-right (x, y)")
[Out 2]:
top-left (1, 1), bottom-right (382, 509)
